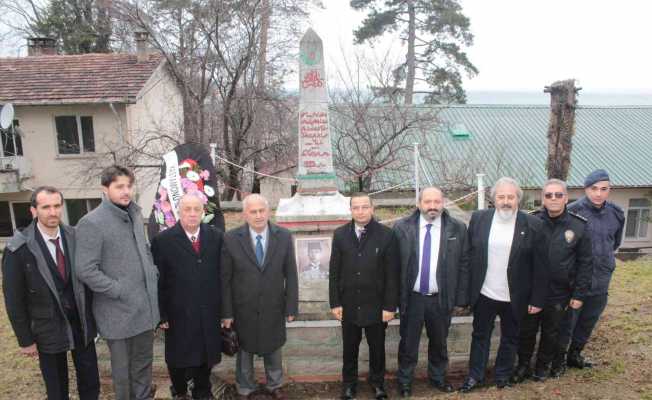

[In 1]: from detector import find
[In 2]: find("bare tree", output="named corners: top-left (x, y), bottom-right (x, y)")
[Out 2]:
top-left (329, 50), bottom-right (439, 192)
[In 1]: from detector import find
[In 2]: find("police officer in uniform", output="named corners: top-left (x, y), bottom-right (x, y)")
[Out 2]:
top-left (513, 179), bottom-right (593, 382)
top-left (558, 169), bottom-right (625, 370)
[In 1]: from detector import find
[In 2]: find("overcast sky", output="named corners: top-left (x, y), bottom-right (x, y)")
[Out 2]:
top-left (307, 0), bottom-right (652, 93)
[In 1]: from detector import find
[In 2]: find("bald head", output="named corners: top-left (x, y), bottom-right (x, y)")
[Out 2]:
top-left (243, 194), bottom-right (270, 233)
top-left (418, 187), bottom-right (444, 222)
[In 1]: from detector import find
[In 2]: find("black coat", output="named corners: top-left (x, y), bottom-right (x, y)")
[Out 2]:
top-left (533, 208), bottom-right (593, 303)
top-left (2, 222), bottom-right (96, 354)
top-left (329, 219), bottom-right (399, 326)
top-left (457, 209), bottom-right (548, 317)
top-left (221, 223), bottom-right (299, 355)
top-left (151, 223), bottom-right (223, 368)
top-left (393, 209), bottom-right (468, 315)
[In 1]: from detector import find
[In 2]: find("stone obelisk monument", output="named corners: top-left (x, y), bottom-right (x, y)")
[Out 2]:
top-left (276, 28), bottom-right (350, 232)
top-left (276, 29), bottom-right (349, 314)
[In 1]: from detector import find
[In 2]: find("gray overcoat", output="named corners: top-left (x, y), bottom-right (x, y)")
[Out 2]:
top-left (75, 197), bottom-right (159, 340)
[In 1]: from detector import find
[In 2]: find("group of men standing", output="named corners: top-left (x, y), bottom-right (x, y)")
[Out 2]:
top-left (2, 166), bottom-right (298, 400)
top-left (329, 170), bottom-right (624, 399)
top-left (2, 164), bottom-right (625, 400)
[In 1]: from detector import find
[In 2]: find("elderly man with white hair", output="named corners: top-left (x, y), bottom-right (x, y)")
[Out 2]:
top-left (221, 194), bottom-right (298, 400)
top-left (458, 177), bottom-right (547, 392)
top-left (151, 192), bottom-right (224, 400)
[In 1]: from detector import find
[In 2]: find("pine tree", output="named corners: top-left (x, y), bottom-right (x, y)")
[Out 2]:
top-left (351, 0), bottom-right (478, 104)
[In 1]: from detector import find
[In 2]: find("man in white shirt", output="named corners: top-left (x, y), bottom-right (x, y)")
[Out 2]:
top-left (458, 177), bottom-right (547, 392)
top-left (393, 187), bottom-right (469, 397)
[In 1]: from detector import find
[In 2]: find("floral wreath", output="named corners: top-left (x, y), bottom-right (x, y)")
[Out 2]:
top-left (153, 158), bottom-right (218, 229)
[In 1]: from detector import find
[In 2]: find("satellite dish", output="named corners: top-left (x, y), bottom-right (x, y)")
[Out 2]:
top-left (0, 103), bottom-right (14, 130)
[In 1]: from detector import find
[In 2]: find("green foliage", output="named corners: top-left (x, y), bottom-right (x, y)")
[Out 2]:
top-left (350, 0), bottom-right (478, 104)
top-left (32, 0), bottom-right (112, 54)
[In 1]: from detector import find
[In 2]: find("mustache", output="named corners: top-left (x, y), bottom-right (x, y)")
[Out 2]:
top-left (500, 204), bottom-right (514, 209)
top-left (427, 208), bottom-right (441, 213)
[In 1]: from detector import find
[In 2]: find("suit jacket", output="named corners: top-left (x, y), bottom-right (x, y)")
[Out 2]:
top-left (2, 221), bottom-right (96, 354)
top-left (151, 223), bottom-right (223, 368)
top-left (329, 219), bottom-right (399, 326)
top-left (458, 209), bottom-right (548, 317)
top-left (393, 209), bottom-right (468, 315)
top-left (221, 222), bottom-right (299, 354)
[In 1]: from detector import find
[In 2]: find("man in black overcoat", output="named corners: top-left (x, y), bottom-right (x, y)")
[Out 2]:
top-left (151, 193), bottom-right (224, 400)
top-left (329, 192), bottom-right (399, 400)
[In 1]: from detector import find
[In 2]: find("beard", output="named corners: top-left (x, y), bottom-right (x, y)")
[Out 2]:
top-left (496, 207), bottom-right (516, 221)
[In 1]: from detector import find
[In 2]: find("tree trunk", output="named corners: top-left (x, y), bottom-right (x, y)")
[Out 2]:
top-left (545, 79), bottom-right (580, 180)
top-left (404, 0), bottom-right (416, 105)
top-left (95, 0), bottom-right (112, 53)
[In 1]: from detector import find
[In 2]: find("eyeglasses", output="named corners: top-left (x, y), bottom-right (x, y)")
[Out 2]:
top-left (544, 192), bottom-right (565, 199)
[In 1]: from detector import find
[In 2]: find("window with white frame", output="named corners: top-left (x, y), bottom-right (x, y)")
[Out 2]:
top-left (0, 119), bottom-right (23, 157)
top-left (625, 198), bottom-right (650, 239)
top-left (55, 115), bottom-right (95, 154)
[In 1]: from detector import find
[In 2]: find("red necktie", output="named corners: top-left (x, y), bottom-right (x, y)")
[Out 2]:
top-left (49, 238), bottom-right (66, 282)
top-left (191, 235), bottom-right (200, 254)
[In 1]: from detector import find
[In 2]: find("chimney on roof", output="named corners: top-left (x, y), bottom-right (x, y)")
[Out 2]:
top-left (27, 37), bottom-right (57, 56)
top-left (134, 31), bottom-right (149, 63)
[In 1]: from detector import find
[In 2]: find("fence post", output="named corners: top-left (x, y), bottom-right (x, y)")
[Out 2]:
top-left (477, 173), bottom-right (485, 210)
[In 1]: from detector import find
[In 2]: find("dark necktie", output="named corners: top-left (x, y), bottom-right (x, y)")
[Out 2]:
top-left (191, 235), bottom-right (200, 254)
top-left (49, 237), bottom-right (66, 282)
top-left (255, 235), bottom-right (265, 267)
top-left (419, 224), bottom-right (433, 295)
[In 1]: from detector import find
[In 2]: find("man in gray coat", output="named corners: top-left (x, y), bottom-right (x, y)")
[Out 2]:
top-left (76, 165), bottom-right (160, 400)
top-left (221, 194), bottom-right (299, 400)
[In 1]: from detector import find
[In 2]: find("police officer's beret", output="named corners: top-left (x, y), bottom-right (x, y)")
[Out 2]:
top-left (584, 169), bottom-right (610, 187)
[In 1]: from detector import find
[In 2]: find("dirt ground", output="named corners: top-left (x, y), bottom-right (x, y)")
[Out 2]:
top-left (1, 245), bottom-right (650, 399)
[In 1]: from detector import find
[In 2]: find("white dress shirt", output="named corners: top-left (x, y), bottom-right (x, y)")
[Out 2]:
top-left (185, 227), bottom-right (200, 242)
top-left (249, 226), bottom-right (269, 254)
top-left (480, 212), bottom-right (517, 302)
top-left (413, 214), bottom-right (441, 294)
top-left (37, 223), bottom-right (64, 262)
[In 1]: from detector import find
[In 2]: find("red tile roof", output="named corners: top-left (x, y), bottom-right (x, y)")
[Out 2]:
top-left (0, 53), bottom-right (165, 105)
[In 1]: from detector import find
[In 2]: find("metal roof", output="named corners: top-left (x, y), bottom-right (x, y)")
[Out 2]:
top-left (353, 105), bottom-right (652, 190)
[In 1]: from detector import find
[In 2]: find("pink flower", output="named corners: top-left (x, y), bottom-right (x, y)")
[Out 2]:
top-left (158, 186), bottom-right (168, 201)
top-left (160, 200), bottom-right (172, 213)
top-left (164, 212), bottom-right (176, 227)
top-left (181, 178), bottom-right (198, 192)
top-left (200, 170), bottom-right (210, 180)
top-left (186, 190), bottom-right (208, 205)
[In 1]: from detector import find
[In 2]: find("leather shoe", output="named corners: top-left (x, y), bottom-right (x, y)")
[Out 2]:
top-left (431, 380), bottom-right (454, 393)
top-left (459, 377), bottom-right (482, 393)
top-left (567, 349), bottom-right (594, 369)
top-left (398, 384), bottom-right (412, 397)
top-left (372, 385), bottom-right (387, 399)
top-left (510, 364), bottom-right (531, 384)
top-left (341, 386), bottom-right (356, 400)
top-left (269, 388), bottom-right (288, 400)
top-left (495, 379), bottom-right (512, 389)
top-left (532, 366), bottom-right (550, 382)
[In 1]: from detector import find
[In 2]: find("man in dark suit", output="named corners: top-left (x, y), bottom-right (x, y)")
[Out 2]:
top-left (151, 193), bottom-right (224, 400)
top-left (329, 193), bottom-right (399, 400)
top-left (221, 194), bottom-right (299, 400)
top-left (2, 186), bottom-right (99, 400)
top-left (393, 187), bottom-right (468, 397)
top-left (457, 177), bottom-right (547, 392)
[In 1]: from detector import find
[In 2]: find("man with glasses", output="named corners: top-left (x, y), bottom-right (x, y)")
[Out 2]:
top-left (512, 179), bottom-right (593, 383)
top-left (557, 170), bottom-right (624, 371)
